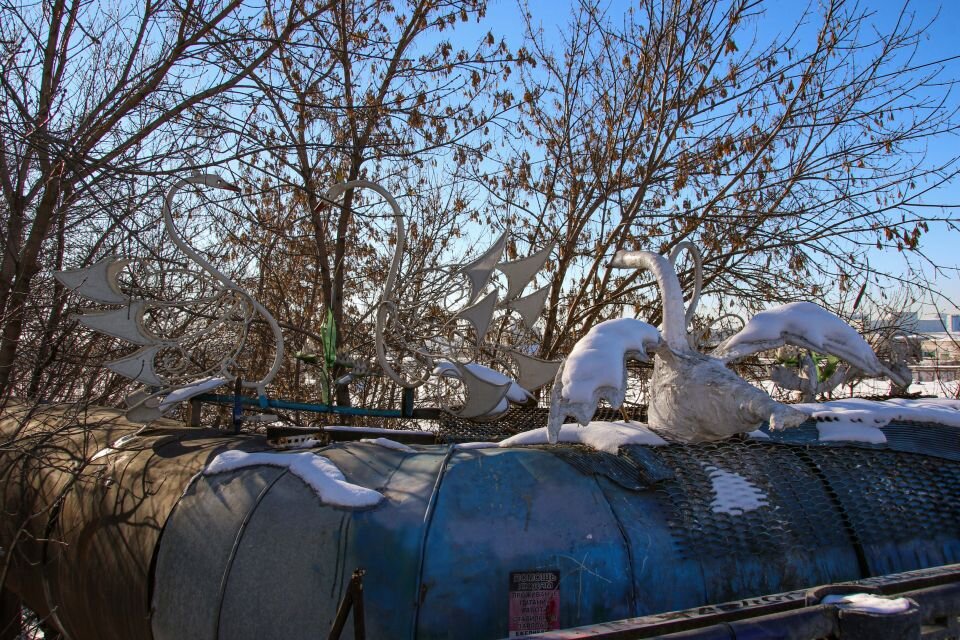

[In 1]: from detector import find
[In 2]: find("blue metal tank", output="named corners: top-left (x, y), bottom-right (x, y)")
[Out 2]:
top-left (151, 423), bottom-right (960, 639)
top-left (3, 403), bottom-right (960, 639)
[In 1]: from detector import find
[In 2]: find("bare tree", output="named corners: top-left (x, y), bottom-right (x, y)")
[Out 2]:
top-left (0, 0), bottom-right (320, 399)
top-left (479, 0), bottom-right (959, 358)
top-left (231, 0), bottom-right (523, 404)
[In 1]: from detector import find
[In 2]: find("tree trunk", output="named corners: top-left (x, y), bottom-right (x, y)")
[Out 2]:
top-left (0, 178), bottom-right (62, 396)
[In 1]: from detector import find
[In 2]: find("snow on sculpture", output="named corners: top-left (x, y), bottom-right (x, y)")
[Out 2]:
top-left (547, 244), bottom-right (912, 444)
top-left (326, 180), bottom-right (560, 419)
top-left (55, 173), bottom-right (285, 423)
top-left (432, 361), bottom-right (533, 416)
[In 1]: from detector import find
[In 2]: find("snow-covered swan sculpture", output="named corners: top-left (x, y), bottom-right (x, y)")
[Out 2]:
top-left (547, 244), bottom-right (912, 443)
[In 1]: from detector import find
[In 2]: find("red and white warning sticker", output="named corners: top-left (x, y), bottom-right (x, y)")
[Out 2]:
top-left (508, 571), bottom-right (561, 637)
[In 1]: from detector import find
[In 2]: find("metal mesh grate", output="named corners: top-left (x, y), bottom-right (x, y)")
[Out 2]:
top-left (649, 440), bottom-right (851, 559)
top-left (804, 445), bottom-right (960, 545)
top-left (534, 438), bottom-right (960, 566)
top-left (435, 405), bottom-right (645, 443)
top-left (637, 440), bottom-right (960, 563)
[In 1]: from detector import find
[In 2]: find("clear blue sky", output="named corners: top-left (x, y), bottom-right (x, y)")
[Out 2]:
top-left (474, 0), bottom-right (960, 313)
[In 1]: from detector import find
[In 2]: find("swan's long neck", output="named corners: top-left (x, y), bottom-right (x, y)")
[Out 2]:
top-left (163, 179), bottom-right (234, 286)
top-left (326, 180), bottom-right (423, 388)
top-left (162, 179), bottom-right (284, 391)
top-left (326, 179), bottom-right (405, 302)
top-left (610, 250), bottom-right (693, 353)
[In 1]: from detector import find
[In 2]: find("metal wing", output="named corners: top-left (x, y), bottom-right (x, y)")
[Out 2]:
top-left (435, 361), bottom-right (513, 419)
top-left (497, 243), bottom-right (553, 301)
top-left (508, 351), bottom-right (562, 391)
top-left (73, 301), bottom-right (156, 345)
top-left (506, 285), bottom-right (551, 331)
top-left (54, 256), bottom-right (132, 304)
top-left (712, 302), bottom-right (910, 386)
top-left (125, 376), bottom-right (228, 423)
top-left (454, 291), bottom-right (499, 345)
top-left (105, 346), bottom-right (167, 386)
top-left (460, 232), bottom-right (507, 304)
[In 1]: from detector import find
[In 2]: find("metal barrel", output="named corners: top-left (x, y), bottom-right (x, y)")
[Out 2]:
top-left (3, 403), bottom-right (960, 639)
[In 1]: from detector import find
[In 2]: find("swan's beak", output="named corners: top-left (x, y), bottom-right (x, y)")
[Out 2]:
top-left (609, 250), bottom-right (629, 268)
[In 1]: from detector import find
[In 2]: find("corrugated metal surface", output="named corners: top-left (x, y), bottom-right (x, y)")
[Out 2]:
top-left (0, 402), bottom-right (264, 640)
top-left (151, 465), bottom-right (287, 640)
top-left (151, 442), bottom-right (448, 640)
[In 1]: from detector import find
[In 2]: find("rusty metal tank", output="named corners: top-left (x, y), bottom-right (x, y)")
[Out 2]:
top-left (2, 401), bottom-right (960, 639)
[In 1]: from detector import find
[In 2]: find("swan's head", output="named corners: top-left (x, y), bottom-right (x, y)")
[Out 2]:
top-left (186, 173), bottom-right (241, 193)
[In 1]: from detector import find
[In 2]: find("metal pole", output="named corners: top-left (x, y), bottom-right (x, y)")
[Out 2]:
top-left (328, 569), bottom-right (366, 640)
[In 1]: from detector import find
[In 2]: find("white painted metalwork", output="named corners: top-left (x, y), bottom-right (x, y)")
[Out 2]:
top-left (56, 173), bottom-right (285, 423)
top-left (548, 244), bottom-right (911, 443)
top-left (326, 180), bottom-right (561, 419)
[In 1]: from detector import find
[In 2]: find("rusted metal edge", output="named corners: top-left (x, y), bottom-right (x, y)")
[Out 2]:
top-left (524, 563), bottom-right (960, 639)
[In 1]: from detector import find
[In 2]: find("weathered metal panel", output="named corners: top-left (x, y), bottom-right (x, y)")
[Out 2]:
top-left (335, 448), bottom-right (448, 638)
top-left (0, 402), bottom-right (140, 621)
top-left (415, 448), bottom-right (635, 638)
top-left (51, 428), bottom-right (252, 640)
top-left (590, 476), bottom-right (708, 616)
top-left (214, 447), bottom-right (446, 640)
top-left (0, 402), bottom-right (241, 640)
top-left (151, 465), bottom-right (286, 640)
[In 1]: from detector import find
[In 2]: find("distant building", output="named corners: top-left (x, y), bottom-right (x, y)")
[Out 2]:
top-left (893, 310), bottom-right (960, 383)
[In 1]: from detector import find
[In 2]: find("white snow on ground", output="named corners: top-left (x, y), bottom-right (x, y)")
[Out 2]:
top-left (158, 376), bottom-right (228, 411)
top-left (908, 379), bottom-right (960, 398)
top-left (717, 302), bottom-right (881, 370)
top-left (204, 450), bottom-right (383, 508)
top-left (499, 421), bottom-right (667, 454)
top-left (360, 437), bottom-right (417, 453)
top-left (803, 377), bottom-right (960, 399)
top-left (704, 465), bottom-right (768, 515)
top-left (560, 318), bottom-right (661, 404)
top-left (822, 593), bottom-right (913, 614)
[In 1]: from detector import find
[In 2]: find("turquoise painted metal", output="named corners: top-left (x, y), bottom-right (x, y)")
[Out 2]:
top-left (150, 434), bottom-right (960, 639)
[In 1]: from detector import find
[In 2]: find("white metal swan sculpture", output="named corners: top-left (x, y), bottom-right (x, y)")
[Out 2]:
top-left (55, 173), bottom-right (285, 423)
top-left (547, 244), bottom-right (911, 443)
top-left (326, 180), bottom-right (560, 418)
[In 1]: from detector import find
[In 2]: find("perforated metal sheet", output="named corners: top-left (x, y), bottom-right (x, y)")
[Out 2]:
top-left (631, 440), bottom-right (960, 575)
top-left (435, 405), bottom-right (644, 443)
top-left (645, 441), bottom-right (852, 560)
top-left (806, 446), bottom-right (960, 545)
top-left (758, 419), bottom-right (960, 463)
